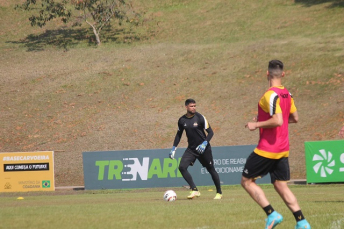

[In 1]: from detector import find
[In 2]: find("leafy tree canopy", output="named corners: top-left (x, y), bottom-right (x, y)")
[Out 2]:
top-left (16, 0), bottom-right (142, 45)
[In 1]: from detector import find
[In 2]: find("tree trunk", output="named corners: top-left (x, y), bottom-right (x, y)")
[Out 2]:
top-left (94, 32), bottom-right (101, 45)
top-left (86, 20), bottom-right (101, 45)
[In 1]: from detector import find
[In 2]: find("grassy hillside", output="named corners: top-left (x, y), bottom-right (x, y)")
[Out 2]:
top-left (1, 0), bottom-right (343, 186)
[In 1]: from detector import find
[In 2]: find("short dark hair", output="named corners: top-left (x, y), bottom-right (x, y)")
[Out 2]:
top-left (268, 60), bottom-right (283, 70)
top-left (185, 98), bottom-right (196, 106)
top-left (268, 60), bottom-right (284, 77)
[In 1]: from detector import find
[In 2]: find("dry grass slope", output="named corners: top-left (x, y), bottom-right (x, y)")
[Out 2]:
top-left (0, 0), bottom-right (343, 186)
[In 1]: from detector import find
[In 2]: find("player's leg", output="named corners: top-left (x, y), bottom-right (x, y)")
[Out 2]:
top-left (242, 152), bottom-right (283, 228)
top-left (241, 153), bottom-right (272, 207)
top-left (199, 148), bottom-right (222, 199)
top-left (241, 176), bottom-right (270, 207)
top-left (271, 158), bottom-right (311, 229)
top-left (178, 149), bottom-right (200, 198)
top-left (273, 181), bottom-right (301, 213)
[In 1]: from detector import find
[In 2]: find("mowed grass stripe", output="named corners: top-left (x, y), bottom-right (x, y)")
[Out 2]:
top-left (0, 184), bottom-right (343, 228)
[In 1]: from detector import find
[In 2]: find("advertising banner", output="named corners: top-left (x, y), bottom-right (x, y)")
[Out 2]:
top-left (305, 140), bottom-right (344, 183)
top-left (0, 151), bottom-right (55, 192)
top-left (83, 145), bottom-right (271, 190)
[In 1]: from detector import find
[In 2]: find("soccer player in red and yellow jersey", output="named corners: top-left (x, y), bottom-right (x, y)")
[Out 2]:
top-left (241, 60), bottom-right (311, 229)
top-left (339, 125), bottom-right (344, 138)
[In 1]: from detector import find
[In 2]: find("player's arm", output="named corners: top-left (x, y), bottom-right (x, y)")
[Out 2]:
top-left (289, 111), bottom-right (298, 123)
top-left (169, 122), bottom-right (184, 159)
top-left (205, 126), bottom-right (214, 142)
top-left (288, 96), bottom-right (298, 123)
top-left (257, 113), bottom-right (283, 128)
top-left (172, 129), bottom-right (183, 147)
top-left (246, 113), bottom-right (283, 130)
top-left (196, 115), bottom-right (213, 154)
top-left (201, 114), bottom-right (213, 142)
top-left (246, 92), bottom-right (283, 131)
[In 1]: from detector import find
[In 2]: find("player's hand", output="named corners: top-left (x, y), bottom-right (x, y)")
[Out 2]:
top-left (196, 141), bottom-right (208, 154)
top-left (169, 146), bottom-right (176, 159)
top-left (245, 122), bottom-right (258, 131)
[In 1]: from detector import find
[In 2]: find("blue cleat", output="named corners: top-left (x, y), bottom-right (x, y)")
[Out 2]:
top-left (265, 211), bottom-right (283, 229)
top-left (295, 219), bottom-right (311, 229)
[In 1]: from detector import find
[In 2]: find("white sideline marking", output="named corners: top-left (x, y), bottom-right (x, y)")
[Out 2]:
top-left (330, 217), bottom-right (344, 229)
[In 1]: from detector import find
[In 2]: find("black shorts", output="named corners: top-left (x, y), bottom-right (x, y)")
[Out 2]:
top-left (242, 152), bottom-right (290, 183)
top-left (180, 147), bottom-right (214, 168)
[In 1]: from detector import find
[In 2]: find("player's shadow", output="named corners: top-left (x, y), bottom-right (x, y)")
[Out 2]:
top-left (295, 0), bottom-right (344, 7)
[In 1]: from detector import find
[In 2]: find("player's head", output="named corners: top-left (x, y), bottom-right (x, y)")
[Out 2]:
top-left (185, 99), bottom-right (196, 106)
top-left (185, 99), bottom-right (196, 115)
top-left (267, 60), bottom-right (285, 79)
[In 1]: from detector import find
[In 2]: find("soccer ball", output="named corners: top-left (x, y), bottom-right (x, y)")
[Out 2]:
top-left (163, 190), bottom-right (177, 202)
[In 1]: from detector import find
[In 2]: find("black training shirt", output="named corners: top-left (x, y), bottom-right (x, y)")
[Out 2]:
top-left (173, 112), bottom-right (214, 151)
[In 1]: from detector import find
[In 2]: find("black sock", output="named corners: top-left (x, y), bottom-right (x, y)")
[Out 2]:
top-left (263, 205), bottom-right (275, 216)
top-left (192, 187), bottom-right (198, 191)
top-left (293, 210), bottom-right (305, 222)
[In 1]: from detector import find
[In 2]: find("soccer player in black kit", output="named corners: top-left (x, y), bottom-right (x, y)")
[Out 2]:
top-left (169, 99), bottom-right (222, 199)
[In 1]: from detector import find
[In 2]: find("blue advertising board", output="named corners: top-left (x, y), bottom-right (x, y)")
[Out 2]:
top-left (83, 145), bottom-right (271, 190)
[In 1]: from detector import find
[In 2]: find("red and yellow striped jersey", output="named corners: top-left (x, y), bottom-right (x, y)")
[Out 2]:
top-left (254, 86), bottom-right (297, 159)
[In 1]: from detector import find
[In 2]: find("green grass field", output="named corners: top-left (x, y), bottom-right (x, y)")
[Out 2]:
top-left (1, 184), bottom-right (343, 228)
top-left (1, 3), bottom-right (344, 229)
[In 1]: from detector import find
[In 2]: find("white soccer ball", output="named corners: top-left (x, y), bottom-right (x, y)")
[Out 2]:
top-left (163, 190), bottom-right (177, 202)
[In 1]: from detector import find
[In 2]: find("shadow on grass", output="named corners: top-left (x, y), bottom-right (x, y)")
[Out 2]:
top-left (7, 26), bottom-right (148, 52)
top-left (295, 0), bottom-right (344, 8)
top-left (7, 28), bottom-right (96, 51)
top-left (101, 26), bottom-right (146, 44)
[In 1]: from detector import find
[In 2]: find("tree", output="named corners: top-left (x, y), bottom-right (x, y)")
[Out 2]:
top-left (16, 0), bottom-right (142, 45)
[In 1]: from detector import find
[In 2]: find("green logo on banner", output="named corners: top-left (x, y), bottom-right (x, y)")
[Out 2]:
top-left (305, 140), bottom-right (344, 183)
top-left (95, 157), bottom-right (183, 181)
top-left (42, 180), bottom-right (50, 188)
top-left (312, 149), bottom-right (335, 177)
